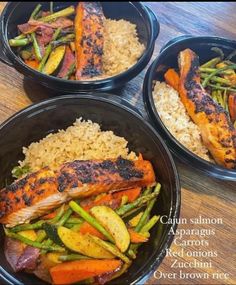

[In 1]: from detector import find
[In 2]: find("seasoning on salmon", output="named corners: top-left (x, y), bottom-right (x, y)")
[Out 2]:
top-left (74, 2), bottom-right (104, 80)
top-left (178, 48), bottom-right (236, 169)
top-left (0, 157), bottom-right (156, 227)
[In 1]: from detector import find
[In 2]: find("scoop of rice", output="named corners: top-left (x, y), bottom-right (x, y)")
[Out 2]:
top-left (103, 19), bottom-right (145, 76)
top-left (19, 118), bottom-right (137, 172)
top-left (152, 81), bottom-right (211, 161)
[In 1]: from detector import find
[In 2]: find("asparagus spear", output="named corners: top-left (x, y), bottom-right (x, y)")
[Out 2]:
top-left (200, 57), bottom-right (221, 68)
top-left (41, 238), bottom-right (55, 254)
top-left (52, 34), bottom-right (75, 48)
top-left (226, 50), bottom-right (236, 61)
top-left (59, 254), bottom-right (91, 261)
top-left (10, 220), bottom-right (44, 232)
top-left (57, 208), bottom-right (73, 226)
top-left (202, 64), bottom-right (236, 87)
top-left (31, 32), bottom-right (42, 61)
top-left (66, 217), bottom-right (83, 224)
top-left (140, 215), bottom-right (160, 233)
top-left (207, 83), bottom-right (236, 93)
top-left (49, 204), bottom-right (65, 224)
top-left (135, 183), bottom-right (161, 232)
top-left (200, 73), bottom-right (232, 86)
top-left (38, 28), bottom-right (61, 72)
top-left (200, 67), bottom-right (233, 75)
top-left (69, 201), bottom-right (114, 243)
top-left (36, 230), bottom-right (47, 242)
top-left (5, 229), bottom-right (64, 252)
top-left (89, 235), bottom-right (131, 264)
top-left (116, 192), bottom-right (160, 216)
top-left (63, 63), bottom-right (75, 80)
top-left (37, 6), bottom-right (75, 23)
top-left (211, 47), bottom-right (224, 60)
top-left (9, 38), bottom-right (30, 47)
top-left (30, 4), bottom-right (42, 20)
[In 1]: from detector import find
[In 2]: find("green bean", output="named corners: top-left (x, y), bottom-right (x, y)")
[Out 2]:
top-left (200, 67), bottom-right (233, 75)
top-left (30, 4), bottom-right (42, 20)
top-left (9, 38), bottom-right (30, 47)
top-left (140, 215), bottom-right (160, 233)
top-left (89, 235), bottom-right (131, 264)
top-left (31, 32), bottom-right (42, 61)
top-left (135, 183), bottom-right (161, 232)
top-left (5, 229), bottom-right (64, 252)
top-left (202, 64), bottom-right (236, 87)
top-left (37, 6), bottom-right (75, 23)
top-left (200, 57), bottom-right (221, 68)
top-left (10, 220), bottom-right (44, 233)
top-left (59, 254), bottom-right (90, 261)
top-left (69, 201), bottom-right (114, 243)
top-left (200, 73), bottom-right (232, 86)
top-left (207, 83), bottom-right (236, 93)
top-left (38, 28), bottom-right (61, 71)
top-left (116, 192), bottom-right (160, 216)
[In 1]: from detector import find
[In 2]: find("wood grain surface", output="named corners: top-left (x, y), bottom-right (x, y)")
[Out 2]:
top-left (0, 2), bottom-right (236, 285)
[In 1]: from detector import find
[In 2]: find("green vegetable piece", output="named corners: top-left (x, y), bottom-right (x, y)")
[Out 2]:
top-left (9, 38), bottom-right (30, 47)
top-left (37, 6), bottom-right (75, 23)
top-left (140, 215), bottom-right (160, 233)
top-left (36, 230), bottom-right (47, 242)
top-left (116, 192), bottom-right (160, 216)
top-left (89, 235), bottom-right (131, 264)
top-left (57, 208), bottom-right (73, 226)
top-left (4, 228), bottom-right (64, 252)
top-left (41, 238), bottom-right (54, 254)
top-left (211, 47), bottom-right (224, 60)
top-left (59, 254), bottom-right (91, 261)
top-left (63, 63), bottom-right (75, 80)
top-left (43, 45), bottom-right (66, 75)
top-left (200, 57), bottom-right (221, 68)
top-left (200, 73), bottom-right (232, 86)
top-left (202, 64), bottom-right (236, 87)
top-left (69, 201), bottom-right (114, 243)
top-left (12, 164), bottom-right (30, 179)
top-left (43, 223), bottom-right (64, 246)
top-left (31, 32), bottom-right (42, 61)
top-left (135, 183), bottom-right (161, 232)
top-left (11, 220), bottom-right (44, 233)
top-left (30, 4), bottom-right (42, 20)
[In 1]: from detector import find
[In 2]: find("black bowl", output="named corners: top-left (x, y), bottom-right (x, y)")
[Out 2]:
top-left (0, 94), bottom-right (180, 285)
top-left (143, 35), bottom-right (236, 181)
top-left (0, 2), bottom-right (159, 93)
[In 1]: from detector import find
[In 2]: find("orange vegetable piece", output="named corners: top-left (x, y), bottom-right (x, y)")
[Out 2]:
top-left (24, 59), bottom-right (39, 70)
top-left (164, 68), bottom-right (180, 91)
top-left (112, 187), bottom-right (142, 203)
top-left (79, 222), bottom-right (106, 240)
top-left (228, 93), bottom-right (236, 123)
top-left (50, 259), bottom-right (122, 284)
top-left (128, 228), bottom-right (148, 243)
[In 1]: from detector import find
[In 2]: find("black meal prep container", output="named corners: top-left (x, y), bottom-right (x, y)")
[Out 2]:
top-left (143, 35), bottom-right (236, 181)
top-left (0, 94), bottom-right (180, 285)
top-left (0, 2), bottom-right (159, 93)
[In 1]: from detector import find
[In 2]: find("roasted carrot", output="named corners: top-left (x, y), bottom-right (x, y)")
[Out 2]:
top-left (24, 59), bottom-right (39, 70)
top-left (41, 211), bottom-right (57, 220)
top-left (50, 259), bottom-right (122, 284)
top-left (228, 93), bottom-right (236, 122)
top-left (81, 193), bottom-right (114, 211)
top-left (164, 68), bottom-right (180, 91)
top-left (128, 228), bottom-right (148, 243)
top-left (113, 187), bottom-right (142, 203)
top-left (74, 2), bottom-right (104, 80)
top-left (79, 222), bottom-right (106, 240)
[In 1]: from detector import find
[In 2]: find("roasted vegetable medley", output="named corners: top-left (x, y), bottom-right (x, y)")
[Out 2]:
top-left (4, 184), bottom-right (161, 284)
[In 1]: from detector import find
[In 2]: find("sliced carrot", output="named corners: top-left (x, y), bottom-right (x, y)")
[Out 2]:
top-left (112, 187), bottom-right (142, 203)
top-left (228, 93), bottom-right (236, 123)
top-left (42, 210), bottom-right (57, 220)
top-left (24, 59), bottom-right (39, 70)
top-left (79, 222), bottom-right (106, 240)
top-left (128, 228), bottom-right (148, 243)
top-left (50, 259), bottom-right (122, 285)
top-left (164, 68), bottom-right (180, 91)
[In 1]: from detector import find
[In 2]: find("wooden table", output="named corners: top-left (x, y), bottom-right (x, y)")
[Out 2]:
top-left (0, 2), bottom-right (235, 284)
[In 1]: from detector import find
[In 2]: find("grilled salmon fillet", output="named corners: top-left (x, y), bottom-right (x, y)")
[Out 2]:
top-left (75, 2), bottom-right (104, 80)
top-left (178, 48), bottom-right (236, 168)
top-left (0, 157), bottom-right (155, 227)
